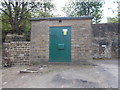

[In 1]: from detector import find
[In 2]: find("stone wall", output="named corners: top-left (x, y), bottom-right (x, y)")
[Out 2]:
top-left (92, 23), bottom-right (119, 59)
top-left (5, 34), bottom-right (26, 42)
top-left (3, 42), bottom-right (30, 65)
top-left (30, 19), bottom-right (92, 64)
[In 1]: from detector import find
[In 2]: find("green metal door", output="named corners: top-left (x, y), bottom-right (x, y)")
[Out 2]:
top-left (49, 26), bottom-right (71, 62)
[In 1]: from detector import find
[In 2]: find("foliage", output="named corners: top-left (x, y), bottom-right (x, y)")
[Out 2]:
top-left (0, 0), bottom-right (54, 42)
top-left (31, 11), bottom-right (53, 18)
top-left (63, 0), bottom-right (104, 24)
top-left (107, 17), bottom-right (118, 23)
top-left (1, 11), bottom-right (12, 31)
top-left (0, 1), bottom-right (39, 34)
top-left (107, 13), bottom-right (120, 23)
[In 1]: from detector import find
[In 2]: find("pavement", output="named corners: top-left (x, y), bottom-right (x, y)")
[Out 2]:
top-left (1, 59), bottom-right (118, 88)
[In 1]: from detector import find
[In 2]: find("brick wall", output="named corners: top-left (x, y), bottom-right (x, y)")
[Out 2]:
top-left (3, 42), bottom-right (30, 65)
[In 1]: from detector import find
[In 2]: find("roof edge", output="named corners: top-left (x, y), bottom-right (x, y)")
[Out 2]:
top-left (30, 16), bottom-right (93, 21)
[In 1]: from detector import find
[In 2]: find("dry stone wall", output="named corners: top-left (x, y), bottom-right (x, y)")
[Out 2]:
top-left (92, 23), bottom-right (119, 59)
top-left (3, 42), bottom-right (30, 65)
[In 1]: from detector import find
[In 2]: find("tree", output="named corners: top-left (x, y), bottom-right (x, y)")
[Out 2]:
top-left (107, 17), bottom-right (118, 23)
top-left (31, 11), bottom-right (53, 18)
top-left (0, 0), bottom-right (38, 34)
top-left (107, 1), bottom-right (120, 23)
top-left (30, 0), bottom-right (54, 18)
top-left (0, 0), bottom-right (54, 34)
top-left (63, 0), bottom-right (104, 24)
top-left (31, 1), bottom-right (54, 18)
top-left (0, 0), bottom-right (54, 42)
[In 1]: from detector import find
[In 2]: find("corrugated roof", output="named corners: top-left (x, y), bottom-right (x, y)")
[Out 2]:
top-left (30, 16), bottom-right (93, 21)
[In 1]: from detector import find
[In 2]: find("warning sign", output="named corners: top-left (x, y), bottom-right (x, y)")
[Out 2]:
top-left (63, 29), bottom-right (68, 35)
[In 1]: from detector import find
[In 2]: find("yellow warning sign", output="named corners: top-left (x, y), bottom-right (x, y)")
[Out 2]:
top-left (64, 31), bottom-right (67, 35)
top-left (63, 29), bottom-right (68, 35)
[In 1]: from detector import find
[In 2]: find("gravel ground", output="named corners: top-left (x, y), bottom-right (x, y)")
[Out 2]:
top-left (2, 60), bottom-right (118, 88)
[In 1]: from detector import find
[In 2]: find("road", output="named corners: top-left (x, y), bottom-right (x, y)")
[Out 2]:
top-left (2, 60), bottom-right (118, 88)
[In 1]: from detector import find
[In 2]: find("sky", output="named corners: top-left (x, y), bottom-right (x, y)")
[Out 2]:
top-left (52, 0), bottom-right (119, 23)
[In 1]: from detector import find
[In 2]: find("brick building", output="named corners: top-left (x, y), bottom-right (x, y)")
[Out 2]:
top-left (30, 16), bottom-right (93, 64)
